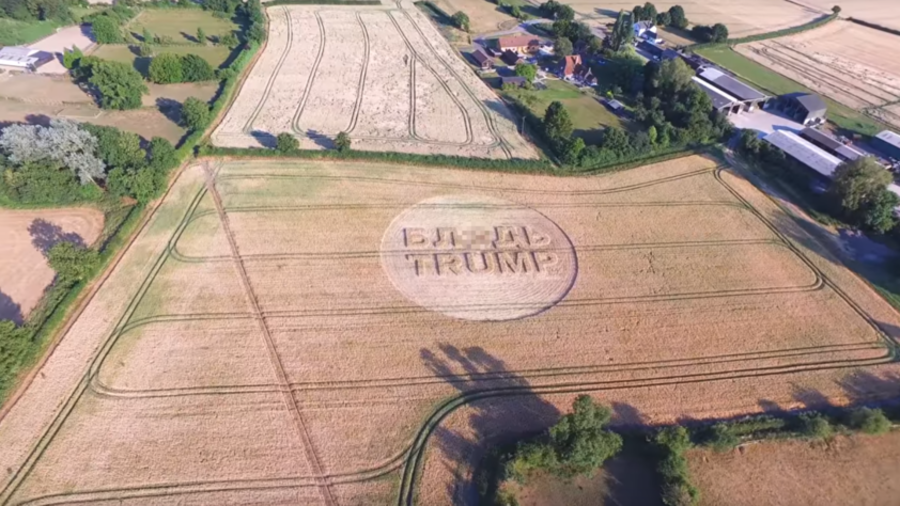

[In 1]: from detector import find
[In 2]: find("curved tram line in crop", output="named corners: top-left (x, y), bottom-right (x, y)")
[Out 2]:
top-left (2, 164), bottom-right (897, 505)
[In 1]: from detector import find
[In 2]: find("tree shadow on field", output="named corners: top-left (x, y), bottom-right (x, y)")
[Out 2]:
top-left (305, 129), bottom-right (334, 149)
top-left (0, 291), bottom-right (23, 325)
top-left (420, 344), bottom-right (560, 505)
top-left (250, 130), bottom-right (277, 148)
top-left (28, 219), bottom-right (85, 258)
top-left (156, 97), bottom-right (182, 125)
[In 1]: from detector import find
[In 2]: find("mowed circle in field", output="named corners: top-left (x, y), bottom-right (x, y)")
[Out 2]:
top-left (381, 195), bottom-right (577, 321)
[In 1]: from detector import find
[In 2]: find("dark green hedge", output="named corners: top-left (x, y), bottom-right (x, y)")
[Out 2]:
top-left (688, 13), bottom-right (837, 50)
top-left (265, 0), bottom-right (380, 5)
top-left (846, 17), bottom-right (900, 37)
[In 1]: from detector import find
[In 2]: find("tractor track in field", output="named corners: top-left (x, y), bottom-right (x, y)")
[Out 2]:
top-left (345, 11), bottom-right (371, 134)
top-left (242, 6), bottom-right (293, 134)
top-left (290, 10), bottom-right (327, 136)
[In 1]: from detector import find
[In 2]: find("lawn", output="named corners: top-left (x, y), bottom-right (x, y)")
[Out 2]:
top-left (0, 17), bottom-right (65, 46)
top-left (695, 46), bottom-right (887, 137)
top-left (127, 8), bottom-right (240, 44)
top-left (505, 79), bottom-right (633, 143)
top-left (92, 44), bottom-right (232, 77)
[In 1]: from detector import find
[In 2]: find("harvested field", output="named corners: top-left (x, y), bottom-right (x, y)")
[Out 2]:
top-left (430, 0), bottom-right (517, 33)
top-left (3, 156), bottom-right (900, 506)
top-left (797, 0), bottom-right (900, 32)
top-left (563, 0), bottom-right (821, 38)
top-left (212, 3), bottom-right (536, 159)
top-left (688, 432), bottom-right (900, 506)
top-left (736, 20), bottom-right (900, 129)
top-left (0, 208), bottom-right (104, 323)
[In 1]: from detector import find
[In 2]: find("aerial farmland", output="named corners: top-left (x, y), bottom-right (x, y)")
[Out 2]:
top-left (2, 154), bottom-right (899, 505)
top-left (213, 3), bottom-right (535, 159)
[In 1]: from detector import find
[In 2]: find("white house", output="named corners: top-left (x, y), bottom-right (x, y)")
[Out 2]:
top-left (0, 46), bottom-right (52, 71)
top-left (633, 21), bottom-right (658, 40)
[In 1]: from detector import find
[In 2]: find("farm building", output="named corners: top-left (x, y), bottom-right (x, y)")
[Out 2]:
top-left (497, 35), bottom-right (541, 54)
top-left (470, 48), bottom-right (493, 70)
top-left (634, 21), bottom-right (657, 39)
top-left (873, 130), bottom-right (900, 160)
top-left (799, 127), bottom-right (863, 162)
top-left (697, 67), bottom-right (771, 112)
top-left (501, 76), bottom-right (527, 88)
top-left (0, 46), bottom-right (53, 71)
top-left (605, 99), bottom-right (625, 113)
top-left (777, 92), bottom-right (827, 126)
top-left (500, 50), bottom-right (520, 66)
top-left (637, 41), bottom-right (679, 61)
top-left (559, 54), bottom-right (595, 84)
top-left (691, 76), bottom-right (741, 114)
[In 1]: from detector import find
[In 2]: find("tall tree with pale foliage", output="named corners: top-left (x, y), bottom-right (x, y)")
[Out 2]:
top-left (0, 120), bottom-right (105, 184)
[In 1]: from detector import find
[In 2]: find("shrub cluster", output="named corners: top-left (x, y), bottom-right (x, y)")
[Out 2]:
top-left (148, 53), bottom-right (216, 84)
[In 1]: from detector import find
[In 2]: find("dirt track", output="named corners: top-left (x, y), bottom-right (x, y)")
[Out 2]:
top-left (2, 156), bottom-right (900, 505)
top-left (0, 208), bottom-right (104, 323)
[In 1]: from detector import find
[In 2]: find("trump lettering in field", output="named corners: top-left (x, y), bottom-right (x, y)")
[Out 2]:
top-left (381, 195), bottom-right (577, 321)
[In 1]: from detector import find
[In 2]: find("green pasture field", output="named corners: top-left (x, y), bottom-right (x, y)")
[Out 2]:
top-left (127, 8), bottom-right (240, 44)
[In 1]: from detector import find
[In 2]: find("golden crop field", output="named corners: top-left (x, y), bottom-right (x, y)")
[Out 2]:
top-left (1, 156), bottom-right (899, 505)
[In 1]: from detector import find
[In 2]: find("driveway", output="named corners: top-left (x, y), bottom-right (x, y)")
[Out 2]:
top-left (29, 25), bottom-right (95, 75)
top-left (729, 108), bottom-right (804, 135)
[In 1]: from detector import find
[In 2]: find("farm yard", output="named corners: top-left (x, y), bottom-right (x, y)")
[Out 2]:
top-left (212, 4), bottom-right (536, 160)
top-left (0, 208), bottom-right (104, 324)
top-left (736, 20), bottom-right (900, 129)
top-left (688, 431), bottom-right (900, 505)
top-left (2, 155), bottom-right (900, 505)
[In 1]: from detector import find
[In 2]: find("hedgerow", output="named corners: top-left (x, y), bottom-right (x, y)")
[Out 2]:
top-left (688, 13), bottom-right (837, 50)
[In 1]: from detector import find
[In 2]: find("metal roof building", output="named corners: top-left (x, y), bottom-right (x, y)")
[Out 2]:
top-left (873, 130), bottom-right (900, 159)
top-left (699, 68), bottom-right (768, 101)
top-left (0, 46), bottom-right (45, 70)
top-left (799, 127), bottom-right (863, 162)
top-left (763, 130), bottom-right (842, 178)
top-left (692, 76), bottom-right (739, 111)
top-left (777, 92), bottom-right (827, 126)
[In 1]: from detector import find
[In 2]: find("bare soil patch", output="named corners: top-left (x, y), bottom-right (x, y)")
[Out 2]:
top-left (0, 208), bottom-right (104, 323)
top-left (213, 4), bottom-right (536, 159)
top-left (30, 25), bottom-right (95, 75)
top-left (688, 431), bottom-right (900, 506)
top-left (0, 73), bottom-right (91, 105)
top-left (2, 156), bottom-right (900, 505)
top-left (737, 20), bottom-right (900, 128)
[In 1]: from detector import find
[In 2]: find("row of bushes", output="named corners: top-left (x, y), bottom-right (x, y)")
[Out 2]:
top-left (688, 12), bottom-right (838, 50)
top-left (846, 17), bottom-right (900, 37)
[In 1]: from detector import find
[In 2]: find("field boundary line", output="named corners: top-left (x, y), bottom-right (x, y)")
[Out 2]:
top-left (202, 163), bottom-right (336, 506)
top-left (290, 10), bottom-right (327, 135)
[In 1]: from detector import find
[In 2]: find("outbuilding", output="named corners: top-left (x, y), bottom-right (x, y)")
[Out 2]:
top-left (500, 76), bottom-right (527, 88)
top-left (799, 127), bottom-right (862, 162)
top-left (697, 67), bottom-right (770, 112)
top-left (778, 92), bottom-right (827, 126)
top-left (470, 48), bottom-right (493, 70)
top-left (497, 35), bottom-right (541, 55)
top-left (0, 46), bottom-right (52, 71)
top-left (872, 130), bottom-right (900, 160)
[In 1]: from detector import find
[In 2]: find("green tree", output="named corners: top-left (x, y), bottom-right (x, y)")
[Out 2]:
top-left (181, 54), bottom-right (215, 82)
top-left (555, 4), bottom-right (574, 21)
top-left (831, 157), bottom-right (894, 213)
top-left (276, 132), bottom-right (299, 153)
top-left (554, 36), bottom-right (573, 57)
top-left (848, 407), bottom-right (891, 434)
top-left (562, 137), bottom-right (585, 165)
top-left (451, 11), bottom-right (470, 32)
top-left (539, 0), bottom-right (560, 18)
top-left (799, 413), bottom-right (833, 440)
top-left (89, 60), bottom-right (146, 110)
top-left (656, 11), bottom-right (671, 26)
top-left (859, 188), bottom-right (899, 233)
top-left (62, 45), bottom-right (82, 69)
top-left (643, 2), bottom-right (658, 23)
top-left (247, 21), bottom-right (265, 43)
top-left (47, 242), bottom-right (100, 283)
top-left (142, 27), bottom-right (154, 44)
top-left (138, 43), bottom-right (153, 57)
top-left (335, 131), bottom-right (351, 152)
top-left (509, 4), bottom-right (523, 19)
top-left (196, 26), bottom-right (206, 44)
top-left (648, 124), bottom-right (658, 144)
top-left (543, 101), bottom-right (573, 145)
top-left (832, 5), bottom-right (841, 14)
top-left (92, 16), bottom-right (121, 44)
top-left (548, 395), bottom-right (623, 476)
top-left (148, 137), bottom-right (178, 172)
top-left (711, 23), bottom-right (729, 42)
top-left (81, 124), bottom-right (145, 170)
top-left (221, 32), bottom-right (239, 49)
top-left (667, 5), bottom-right (687, 29)
top-left (514, 62), bottom-right (537, 82)
top-left (605, 10), bottom-right (634, 52)
top-left (632, 4), bottom-right (644, 21)
top-left (148, 53), bottom-right (184, 84)
top-left (181, 97), bottom-right (211, 131)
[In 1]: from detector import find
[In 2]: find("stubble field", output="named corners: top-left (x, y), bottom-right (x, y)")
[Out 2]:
top-left (212, 3), bottom-right (536, 160)
top-left (0, 208), bottom-right (104, 323)
top-left (736, 20), bottom-right (900, 129)
top-left (2, 155), bottom-right (900, 505)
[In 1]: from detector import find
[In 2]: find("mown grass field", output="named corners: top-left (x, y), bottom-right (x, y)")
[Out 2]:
top-left (694, 46), bottom-right (887, 136)
top-left (92, 44), bottom-right (232, 76)
top-left (126, 8), bottom-right (240, 44)
top-left (504, 79), bottom-right (633, 143)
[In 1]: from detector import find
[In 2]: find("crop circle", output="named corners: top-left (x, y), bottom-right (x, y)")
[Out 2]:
top-left (381, 195), bottom-right (577, 321)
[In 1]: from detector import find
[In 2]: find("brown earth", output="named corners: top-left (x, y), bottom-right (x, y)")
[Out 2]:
top-left (2, 156), bottom-right (900, 506)
top-left (0, 208), bottom-right (104, 323)
top-left (688, 431), bottom-right (900, 506)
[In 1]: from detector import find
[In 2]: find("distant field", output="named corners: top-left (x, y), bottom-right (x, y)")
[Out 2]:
top-left (695, 45), bottom-right (887, 136)
top-left (127, 8), bottom-right (240, 44)
top-left (91, 44), bottom-right (232, 76)
top-left (736, 20), bottom-right (900, 130)
top-left (505, 79), bottom-right (633, 143)
top-left (689, 432), bottom-right (900, 506)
